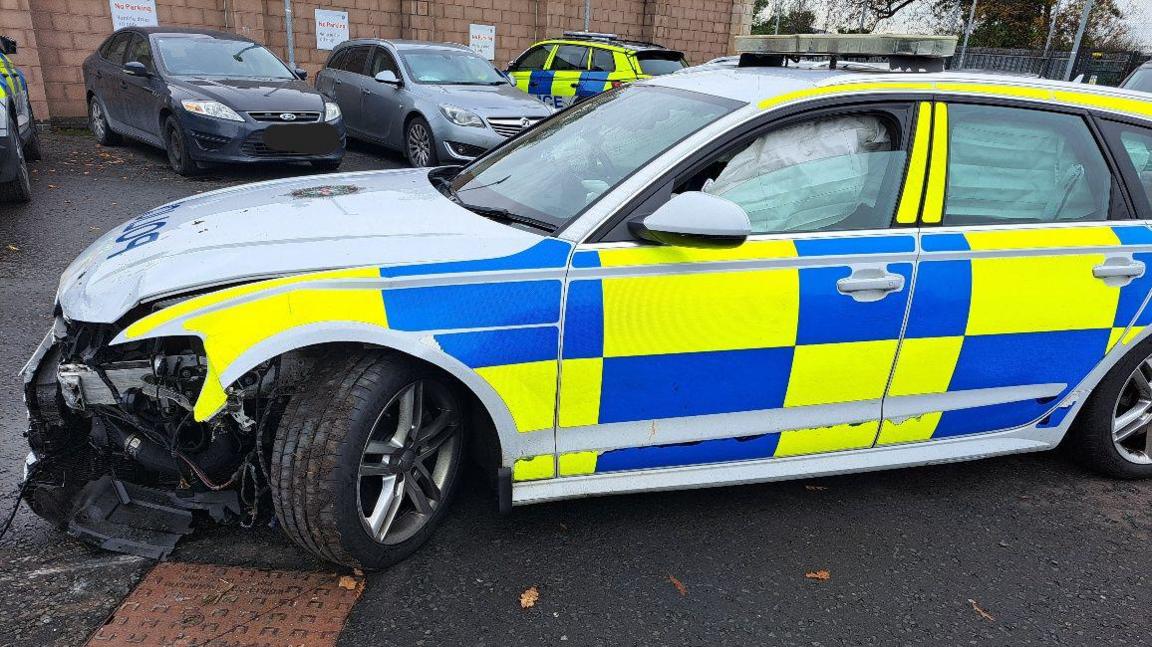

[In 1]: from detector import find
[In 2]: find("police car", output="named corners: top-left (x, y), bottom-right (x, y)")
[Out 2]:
top-left (20, 34), bottom-right (1152, 569)
top-left (506, 31), bottom-right (687, 109)
top-left (0, 35), bottom-right (42, 203)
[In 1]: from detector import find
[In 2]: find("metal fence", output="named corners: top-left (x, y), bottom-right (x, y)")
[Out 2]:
top-left (948, 47), bottom-right (1150, 86)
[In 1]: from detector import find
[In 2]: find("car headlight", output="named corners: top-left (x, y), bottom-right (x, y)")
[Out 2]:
top-left (324, 101), bottom-right (341, 122)
top-left (439, 104), bottom-right (484, 128)
top-left (180, 100), bottom-right (244, 122)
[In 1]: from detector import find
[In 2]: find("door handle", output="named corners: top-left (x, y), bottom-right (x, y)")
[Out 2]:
top-left (361, 88), bottom-right (372, 95)
top-left (569, 82), bottom-right (579, 88)
top-left (1093, 258), bottom-right (1145, 287)
top-left (836, 268), bottom-right (905, 302)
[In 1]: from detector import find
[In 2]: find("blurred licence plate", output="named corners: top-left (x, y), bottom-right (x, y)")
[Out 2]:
top-left (262, 124), bottom-right (340, 154)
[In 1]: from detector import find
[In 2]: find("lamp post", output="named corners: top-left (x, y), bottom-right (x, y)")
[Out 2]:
top-left (1064, 0), bottom-right (1095, 82)
top-left (957, 0), bottom-right (977, 69)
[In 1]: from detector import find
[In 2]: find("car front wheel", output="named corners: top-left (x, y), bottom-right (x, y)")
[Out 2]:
top-left (1068, 336), bottom-right (1152, 479)
top-left (271, 351), bottom-right (465, 568)
top-left (404, 116), bottom-right (438, 168)
top-left (163, 117), bottom-right (198, 176)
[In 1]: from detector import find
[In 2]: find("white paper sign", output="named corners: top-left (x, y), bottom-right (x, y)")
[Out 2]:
top-left (315, 9), bottom-right (349, 51)
top-left (109, 0), bottom-right (158, 30)
top-left (469, 24), bottom-right (496, 60)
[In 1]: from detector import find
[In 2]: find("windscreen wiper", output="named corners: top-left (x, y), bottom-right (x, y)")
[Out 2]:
top-left (457, 201), bottom-right (554, 232)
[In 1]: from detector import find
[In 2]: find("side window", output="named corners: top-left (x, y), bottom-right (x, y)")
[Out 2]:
top-left (102, 33), bottom-right (130, 64)
top-left (550, 45), bottom-right (589, 71)
top-left (941, 104), bottom-right (1112, 225)
top-left (124, 35), bottom-right (154, 71)
top-left (1106, 122), bottom-right (1152, 214)
top-left (591, 48), bottom-right (615, 72)
top-left (368, 47), bottom-right (399, 76)
top-left (326, 48), bottom-right (349, 70)
top-left (689, 111), bottom-right (909, 234)
top-left (342, 46), bottom-right (371, 75)
top-left (511, 45), bottom-right (551, 71)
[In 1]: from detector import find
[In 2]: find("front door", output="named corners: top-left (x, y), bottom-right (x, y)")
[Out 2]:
top-left (540, 44), bottom-right (588, 111)
top-left (361, 46), bottom-right (402, 144)
top-left (879, 100), bottom-right (1152, 445)
top-left (507, 44), bottom-right (553, 104)
top-left (121, 34), bottom-right (161, 136)
top-left (553, 101), bottom-right (931, 477)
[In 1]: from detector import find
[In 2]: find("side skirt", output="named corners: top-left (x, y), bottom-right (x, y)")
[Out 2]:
top-left (511, 426), bottom-right (1058, 505)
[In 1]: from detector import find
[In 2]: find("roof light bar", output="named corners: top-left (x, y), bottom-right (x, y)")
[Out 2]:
top-left (735, 34), bottom-right (957, 59)
top-left (563, 31), bottom-right (620, 41)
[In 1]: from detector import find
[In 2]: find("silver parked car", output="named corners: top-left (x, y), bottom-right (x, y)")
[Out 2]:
top-left (316, 40), bottom-right (553, 166)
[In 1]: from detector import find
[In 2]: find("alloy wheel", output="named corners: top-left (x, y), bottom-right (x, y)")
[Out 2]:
top-left (90, 101), bottom-right (106, 140)
top-left (407, 122), bottom-right (432, 167)
top-left (356, 380), bottom-right (460, 545)
top-left (1112, 356), bottom-right (1152, 464)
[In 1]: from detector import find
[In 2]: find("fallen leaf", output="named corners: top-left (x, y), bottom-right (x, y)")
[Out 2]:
top-left (667, 575), bottom-right (688, 597)
top-left (46, 184), bottom-right (57, 189)
top-left (6, 244), bottom-right (19, 252)
top-left (519, 586), bottom-right (539, 609)
top-left (805, 485), bottom-right (829, 491)
top-left (968, 599), bottom-right (994, 621)
top-left (201, 578), bottom-right (234, 605)
top-left (338, 575), bottom-right (360, 590)
top-left (805, 570), bottom-right (831, 581)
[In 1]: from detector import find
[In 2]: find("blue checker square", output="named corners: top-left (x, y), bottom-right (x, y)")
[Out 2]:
top-left (383, 280), bottom-right (562, 331)
top-left (436, 326), bottom-right (558, 368)
top-left (902, 260), bottom-right (972, 338)
top-left (596, 433), bottom-right (781, 473)
top-left (562, 280), bottom-right (604, 359)
top-left (796, 264), bottom-right (912, 345)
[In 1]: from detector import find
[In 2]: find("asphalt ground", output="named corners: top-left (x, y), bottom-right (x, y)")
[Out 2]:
top-left (1, 132), bottom-right (1150, 647)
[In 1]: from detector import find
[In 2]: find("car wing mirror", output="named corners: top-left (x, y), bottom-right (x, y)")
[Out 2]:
top-left (629, 191), bottom-right (751, 249)
top-left (374, 70), bottom-right (401, 85)
top-left (294, 67), bottom-right (308, 81)
top-left (123, 61), bottom-right (149, 77)
top-left (0, 36), bottom-right (16, 55)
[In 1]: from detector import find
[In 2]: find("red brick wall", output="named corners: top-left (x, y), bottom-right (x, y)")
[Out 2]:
top-left (5, 0), bottom-right (751, 120)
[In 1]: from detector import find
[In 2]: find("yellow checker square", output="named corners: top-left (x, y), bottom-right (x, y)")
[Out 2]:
top-left (475, 360), bottom-right (557, 433)
top-left (784, 339), bottom-right (899, 407)
top-left (513, 455), bottom-right (555, 481)
top-left (887, 336), bottom-right (964, 397)
top-left (876, 413), bottom-right (942, 445)
top-left (774, 421), bottom-right (880, 457)
top-left (558, 451), bottom-right (599, 476)
top-left (602, 268), bottom-right (800, 357)
top-left (966, 254), bottom-right (1120, 336)
top-left (559, 358), bottom-right (603, 428)
top-left (964, 226), bottom-right (1120, 251)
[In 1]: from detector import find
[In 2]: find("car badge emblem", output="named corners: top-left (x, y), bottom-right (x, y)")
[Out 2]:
top-left (289, 185), bottom-right (361, 199)
top-left (280, 113), bottom-right (297, 121)
top-left (520, 117), bottom-right (532, 128)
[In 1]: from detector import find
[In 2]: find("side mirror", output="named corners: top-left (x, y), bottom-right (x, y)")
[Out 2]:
top-left (0, 36), bottom-right (16, 55)
top-left (294, 67), bottom-right (308, 80)
top-left (123, 61), bottom-right (149, 77)
top-left (629, 192), bottom-right (751, 249)
top-left (374, 70), bottom-right (401, 85)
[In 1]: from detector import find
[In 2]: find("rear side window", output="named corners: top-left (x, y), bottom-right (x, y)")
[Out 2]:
top-left (1104, 123), bottom-right (1152, 215)
top-left (341, 47), bottom-right (371, 75)
top-left (550, 45), bottom-right (588, 71)
top-left (101, 33), bottom-right (130, 64)
top-left (511, 45), bottom-right (551, 71)
top-left (1123, 68), bottom-right (1152, 93)
top-left (591, 48), bottom-right (615, 72)
top-left (941, 104), bottom-right (1112, 225)
top-left (636, 52), bottom-right (687, 76)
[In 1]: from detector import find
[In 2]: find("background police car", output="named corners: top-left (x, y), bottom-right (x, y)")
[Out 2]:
top-left (0, 35), bottom-right (42, 204)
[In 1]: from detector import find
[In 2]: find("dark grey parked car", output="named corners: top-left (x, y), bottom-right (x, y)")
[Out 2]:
top-left (316, 40), bottom-right (552, 166)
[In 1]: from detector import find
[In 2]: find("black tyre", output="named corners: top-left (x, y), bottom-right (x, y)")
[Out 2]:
top-left (163, 117), bottom-right (198, 176)
top-left (271, 351), bottom-right (466, 568)
top-left (310, 158), bottom-right (343, 172)
top-left (404, 116), bottom-right (438, 167)
top-left (1067, 336), bottom-right (1152, 479)
top-left (88, 96), bottom-right (121, 146)
top-left (0, 110), bottom-right (31, 204)
top-left (22, 101), bottom-right (42, 162)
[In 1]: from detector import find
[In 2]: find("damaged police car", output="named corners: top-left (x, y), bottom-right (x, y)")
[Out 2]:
top-left (21, 35), bottom-right (1152, 569)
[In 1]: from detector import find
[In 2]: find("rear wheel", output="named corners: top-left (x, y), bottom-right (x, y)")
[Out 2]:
top-left (271, 351), bottom-right (465, 568)
top-left (0, 110), bottom-right (31, 204)
top-left (1068, 337), bottom-right (1152, 479)
top-left (163, 117), bottom-right (198, 176)
top-left (88, 96), bottom-right (121, 146)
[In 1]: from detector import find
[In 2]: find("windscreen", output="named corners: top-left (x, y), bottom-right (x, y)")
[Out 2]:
top-left (156, 38), bottom-right (294, 79)
top-left (450, 85), bottom-right (741, 229)
top-left (402, 50), bottom-right (507, 85)
top-left (636, 51), bottom-right (688, 76)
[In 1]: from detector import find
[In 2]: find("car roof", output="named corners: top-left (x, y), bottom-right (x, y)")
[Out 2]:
top-left (337, 39), bottom-right (473, 53)
top-left (127, 27), bottom-right (254, 42)
top-left (647, 65), bottom-right (1152, 107)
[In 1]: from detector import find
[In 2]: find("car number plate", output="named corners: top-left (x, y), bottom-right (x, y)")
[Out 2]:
top-left (262, 123), bottom-right (340, 154)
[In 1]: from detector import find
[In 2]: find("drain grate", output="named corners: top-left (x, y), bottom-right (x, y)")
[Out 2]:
top-left (87, 562), bottom-right (365, 646)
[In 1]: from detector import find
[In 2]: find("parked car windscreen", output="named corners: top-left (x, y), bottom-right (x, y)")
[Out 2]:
top-left (450, 85), bottom-right (742, 228)
top-left (402, 49), bottom-right (507, 85)
top-left (1123, 68), bottom-right (1152, 93)
top-left (155, 37), bottom-right (295, 79)
top-left (636, 51), bottom-right (688, 76)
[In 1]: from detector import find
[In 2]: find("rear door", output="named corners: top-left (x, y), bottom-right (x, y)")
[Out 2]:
top-left (95, 33), bottom-right (131, 127)
top-left (328, 45), bottom-right (371, 134)
top-left (879, 100), bottom-right (1152, 445)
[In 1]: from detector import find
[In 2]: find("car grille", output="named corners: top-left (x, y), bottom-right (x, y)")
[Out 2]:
top-left (239, 131), bottom-right (312, 157)
top-left (246, 111), bottom-right (322, 123)
top-left (487, 117), bottom-right (543, 138)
